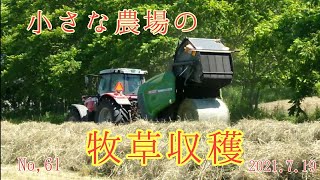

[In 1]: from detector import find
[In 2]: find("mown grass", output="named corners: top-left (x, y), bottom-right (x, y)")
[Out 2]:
top-left (258, 97), bottom-right (320, 123)
top-left (1, 119), bottom-right (320, 180)
top-left (222, 85), bottom-right (320, 123)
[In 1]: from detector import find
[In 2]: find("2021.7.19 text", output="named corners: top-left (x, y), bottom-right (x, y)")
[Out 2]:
top-left (248, 160), bottom-right (317, 173)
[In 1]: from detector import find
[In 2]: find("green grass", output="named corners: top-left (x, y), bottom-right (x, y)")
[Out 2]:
top-left (2, 112), bottom-right (66, 124)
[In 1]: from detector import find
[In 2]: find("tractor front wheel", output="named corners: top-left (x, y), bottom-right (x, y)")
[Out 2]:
top-left (66, 107), bottom-right (81, 122)
top-left (95, 98), bottom-right (128, 124)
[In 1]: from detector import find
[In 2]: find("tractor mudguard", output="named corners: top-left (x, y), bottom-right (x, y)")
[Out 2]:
top-left (70, 104), bottom-right (88, 119)
top-left (101, 93), bottom-right (131, 105)
top-left (113, 98), bottom-right (131, 105)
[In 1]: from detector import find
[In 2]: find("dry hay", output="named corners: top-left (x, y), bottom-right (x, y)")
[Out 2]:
top-left (1, 119), bottom-right (320, 180)
top-left (259, 96), bottom-right (320, 114)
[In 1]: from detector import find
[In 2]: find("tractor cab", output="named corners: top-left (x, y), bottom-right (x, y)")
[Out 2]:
top-left (98, 68), bottom-right (147, 96)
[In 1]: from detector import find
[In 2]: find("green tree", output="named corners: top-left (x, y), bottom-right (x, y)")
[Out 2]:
top-left (246, 1), bottom-right (320, 116)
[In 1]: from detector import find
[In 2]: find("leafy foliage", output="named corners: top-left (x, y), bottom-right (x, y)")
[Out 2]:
top-left (1, 0), bottom-right (319, 120)
top-left (246, 2), bottom-right (320, 116)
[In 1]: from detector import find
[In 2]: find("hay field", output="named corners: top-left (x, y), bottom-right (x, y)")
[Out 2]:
top-left (259, 96), bottom-right (320, 114)
top-left (1, 119), bottom-right (320, 180)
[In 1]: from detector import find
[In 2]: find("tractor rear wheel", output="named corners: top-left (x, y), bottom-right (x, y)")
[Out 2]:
top-left (95, 98), bottom-right (129, 124)
top-left (177, 98), bottom-right (230, 124)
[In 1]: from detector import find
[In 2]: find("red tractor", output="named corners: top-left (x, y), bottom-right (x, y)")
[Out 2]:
top-left (67, 68), bottom-right (147, 124)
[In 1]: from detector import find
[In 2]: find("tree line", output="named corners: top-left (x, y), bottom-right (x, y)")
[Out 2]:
top-left (1, 0), bottom-right (319, 119)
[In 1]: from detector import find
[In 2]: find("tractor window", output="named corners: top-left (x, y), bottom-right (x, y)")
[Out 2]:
top-left (125, 74), bottom-right (143, 94)
top-left (98, 73), bottom-right (142, 95)
top-left (98, 74), bottom-right (111, 94)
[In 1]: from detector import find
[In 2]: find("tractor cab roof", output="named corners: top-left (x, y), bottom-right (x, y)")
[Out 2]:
top-left (179, 37), bottom-right (231, 53)
top-left (99, 68), bottom-right (147, 75)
